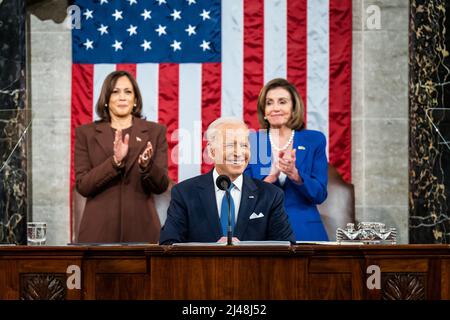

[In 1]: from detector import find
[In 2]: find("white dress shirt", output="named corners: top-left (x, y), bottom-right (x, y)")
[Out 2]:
top-left (213, 168), bottom-right (243, 223)
top-left (278, 172), bottom-right (287, 186)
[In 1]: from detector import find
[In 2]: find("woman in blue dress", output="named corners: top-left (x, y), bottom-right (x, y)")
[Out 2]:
top-left (244, 78), bottom-right (329, 241)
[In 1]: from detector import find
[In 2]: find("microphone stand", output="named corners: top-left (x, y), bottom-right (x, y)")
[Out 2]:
top-left (225, 190), bottom-right (233, 246)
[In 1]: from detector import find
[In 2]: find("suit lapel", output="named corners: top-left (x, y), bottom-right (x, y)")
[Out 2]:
top-left (124, 117), bottom-right (149, 176)
top-left (94, 121), bottom-right (114, 158)
top-left (293, 130), bottom-right (306, 169)
top-left (197, 171), bottom-right (222, 238)
top-left (257, 130), bottom-right (272, 178)
top-left (234, 175), bottom-right (258, 239)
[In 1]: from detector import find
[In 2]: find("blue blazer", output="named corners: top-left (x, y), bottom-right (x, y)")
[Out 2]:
top-left (244, 129), bottom-right (329, 241)
top-left (159, 171), bottom-right (295, 244)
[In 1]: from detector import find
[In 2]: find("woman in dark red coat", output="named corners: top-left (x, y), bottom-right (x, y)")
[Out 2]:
top-left (75, 70), bottom-right (169, 243)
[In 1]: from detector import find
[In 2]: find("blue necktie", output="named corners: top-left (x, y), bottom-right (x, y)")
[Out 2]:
top-left (220, 184), bottom-right (235, 236)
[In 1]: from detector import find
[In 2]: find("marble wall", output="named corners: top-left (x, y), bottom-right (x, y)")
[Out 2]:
top-left (28, 10), bottom-right (71, 245)
top-left (26, 1), bottom-right (411, 244)
top-left (0, 0), bottom-right (28, 244)
top-left (409, 0), bottom-right (450, 243)
top-left (352, 0), bottom-right (409, 244)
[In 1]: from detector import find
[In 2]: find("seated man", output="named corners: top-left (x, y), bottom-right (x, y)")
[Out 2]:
top-left (159, 117), bottom-right (295, 245)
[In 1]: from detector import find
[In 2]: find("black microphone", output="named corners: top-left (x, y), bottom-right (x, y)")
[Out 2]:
top-left (216, 175), bottom-right (231, 191)
top-left (216, 175), bottom-right (233, 245)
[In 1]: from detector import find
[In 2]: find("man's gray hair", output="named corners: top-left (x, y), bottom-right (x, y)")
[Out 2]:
top-left (205, 117), bottom-right (249, 144)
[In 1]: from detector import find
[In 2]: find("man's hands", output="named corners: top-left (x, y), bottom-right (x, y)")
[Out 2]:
top-left (217, 236), bottom-right (240, 244)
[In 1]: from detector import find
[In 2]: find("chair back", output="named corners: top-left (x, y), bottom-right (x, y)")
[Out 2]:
top-left (318, 165), bottom-right (355, 241)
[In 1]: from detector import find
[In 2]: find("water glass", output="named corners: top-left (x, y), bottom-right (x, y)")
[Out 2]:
top-left (27, 222), bottom-right (47, 246)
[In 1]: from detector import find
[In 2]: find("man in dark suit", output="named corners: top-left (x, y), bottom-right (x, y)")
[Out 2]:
top-left (159, 118), bottom-right (295, 244)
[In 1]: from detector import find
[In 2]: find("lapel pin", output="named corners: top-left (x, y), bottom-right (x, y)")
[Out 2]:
top-left (249, 195), bottom-right (255, 199)
top-left (136, 137), bottom-right (142, 142)
top-left (298, 146), bottom-right (306, 150)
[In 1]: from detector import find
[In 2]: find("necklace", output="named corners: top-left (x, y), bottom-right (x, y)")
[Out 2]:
top-left (269, 129), bottom-right (295, 152)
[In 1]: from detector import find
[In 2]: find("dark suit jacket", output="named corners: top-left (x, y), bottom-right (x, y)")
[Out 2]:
top-left (159, 171), bottom-right (295, 244)
top-left (75, 117), bottom-right (169, 243)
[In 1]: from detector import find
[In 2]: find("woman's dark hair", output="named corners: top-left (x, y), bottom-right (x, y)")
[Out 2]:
top-left (257, 78), bottom-right (305, 130)
top-left (95, 70), bottom-right (143, 122)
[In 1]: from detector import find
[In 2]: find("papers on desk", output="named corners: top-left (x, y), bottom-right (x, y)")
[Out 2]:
top-left (67, 242), bottom-right (158, 246)
top-left (172, 242), bottom-right (227, 246)
top-left (296, 241), bottom-right (365, 245)
top-left (67, 241), bottom-right (365, 246)
top-left (236, 241), bottom-right (291, 246)
top-left (173, 240), bottom-right (291, 246)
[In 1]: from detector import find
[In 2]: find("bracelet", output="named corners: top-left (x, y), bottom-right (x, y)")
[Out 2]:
top-left (113, 155), bottom-right (122, 167)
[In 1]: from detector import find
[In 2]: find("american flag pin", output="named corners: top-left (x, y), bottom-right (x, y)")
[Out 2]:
top-left (298, 146), bottom-right (306, 150)
top-left (249, 195), bottom-right (254, 199)
top-left (136, 137), bottom-right (142, 142)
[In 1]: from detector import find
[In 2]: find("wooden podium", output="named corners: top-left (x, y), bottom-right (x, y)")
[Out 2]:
top-left (0, 244), bottom-right (449, 300)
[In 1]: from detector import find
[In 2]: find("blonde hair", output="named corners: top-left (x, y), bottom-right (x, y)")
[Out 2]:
top-left (257, 78), bottom-right (305, 130)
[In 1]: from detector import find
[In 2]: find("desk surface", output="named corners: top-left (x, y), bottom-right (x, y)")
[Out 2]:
top-left (1, 243), bottom-right (449, 251)
top-left (0, 244), bottom-right (449, 300)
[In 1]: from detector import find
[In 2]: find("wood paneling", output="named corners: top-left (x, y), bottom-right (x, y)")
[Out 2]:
top-left (308, 274), bottom-right (353, 300)
top-left (150, 256), bottom-right (303, 299)
top-left (1, 244), bottom-right (450, 300)
top-left (95, 274), bottom-right (147, 300)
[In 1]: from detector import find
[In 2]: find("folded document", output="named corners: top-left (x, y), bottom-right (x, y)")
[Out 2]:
top-left (173, 240), bottom-right (291, 246)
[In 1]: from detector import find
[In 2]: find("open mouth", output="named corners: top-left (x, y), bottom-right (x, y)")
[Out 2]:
top-left (227, 159), bottom-right (245, 165)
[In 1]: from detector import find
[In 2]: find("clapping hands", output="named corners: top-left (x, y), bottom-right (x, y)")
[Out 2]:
top-left (113, 129), bottom-right (129, 165)
top-left (277, 149), bottom-right (297, 178)
top-left (265, 149), bottom-right (302, 183)
top-left (138, 141), bottom-right (153, 169)
top-left (113, 130), bottom-right (153, 169)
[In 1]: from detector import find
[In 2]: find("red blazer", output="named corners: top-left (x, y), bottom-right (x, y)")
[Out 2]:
top-left (75, 117), bottom-right (169, 243)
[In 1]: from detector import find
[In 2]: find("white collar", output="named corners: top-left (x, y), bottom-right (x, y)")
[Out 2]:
top-left (213, 168), bottom-right (243, 192)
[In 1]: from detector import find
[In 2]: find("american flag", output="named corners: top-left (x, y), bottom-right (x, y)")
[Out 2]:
top-left (71, 0), bottom-right (352, 192)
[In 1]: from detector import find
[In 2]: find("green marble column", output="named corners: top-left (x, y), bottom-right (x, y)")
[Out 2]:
top-left (409, 0), bottom-right (450, 243)
top-left (0, 0), bottom-right (28, 244)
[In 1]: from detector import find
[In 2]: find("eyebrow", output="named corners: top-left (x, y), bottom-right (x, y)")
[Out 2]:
top-left (266, 96), bottom-right (289, 100)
